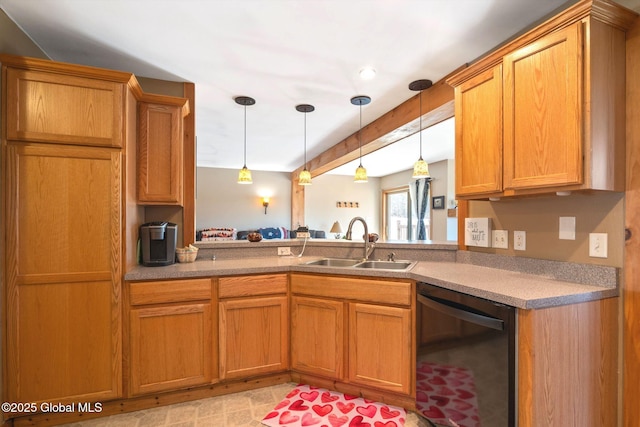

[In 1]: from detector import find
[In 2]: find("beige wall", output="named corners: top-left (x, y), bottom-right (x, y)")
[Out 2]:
top-left (305, 174), bottom-right (381, 238)
top-left (196, 167), bottom-right (291, 232)
top-left (468, 192), bottom-right (624, 267)
top-left (0, 9), bottom-right (48, 58)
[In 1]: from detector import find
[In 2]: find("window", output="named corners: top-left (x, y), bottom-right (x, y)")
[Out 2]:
top-left (382, 186), bottom-right (414, 240)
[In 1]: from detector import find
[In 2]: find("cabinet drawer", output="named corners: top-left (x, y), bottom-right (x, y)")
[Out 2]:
top-left (129, 278), bottom-right (212, 305)
top-left (219, 274), bottom-right (288, 298)
top-left (291, 274), bottom-right (412, 307)
top-left (5, 68), bottom-right (123, 147)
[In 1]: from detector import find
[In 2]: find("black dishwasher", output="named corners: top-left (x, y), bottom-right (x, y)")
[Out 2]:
top-left (416, 282), bottom-right (516, 427)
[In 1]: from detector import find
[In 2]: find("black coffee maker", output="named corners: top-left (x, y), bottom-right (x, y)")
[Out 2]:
top-left (140, 222), bottom-right (178, 266)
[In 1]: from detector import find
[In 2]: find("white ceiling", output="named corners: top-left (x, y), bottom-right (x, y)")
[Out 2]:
top-left (2, 0), bottom-right (638, 177)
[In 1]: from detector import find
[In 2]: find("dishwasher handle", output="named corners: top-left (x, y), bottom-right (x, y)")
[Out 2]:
top-left (418, 293), bottom-right (504, 331)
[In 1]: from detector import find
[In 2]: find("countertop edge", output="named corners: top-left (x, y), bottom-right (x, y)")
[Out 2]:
top-left (124, 257), bottom-right (618, 310)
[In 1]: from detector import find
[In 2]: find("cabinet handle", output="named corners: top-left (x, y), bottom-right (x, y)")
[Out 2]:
top-left (417, 294), bottom-right (504, 331)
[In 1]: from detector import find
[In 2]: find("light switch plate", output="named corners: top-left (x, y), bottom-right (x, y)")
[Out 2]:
top-left (589, 233), bottom-right (608, 258)
top-left (514, 231), bottom-right (526, 251)
top-left (559, 216), bottom-right (576, 240)
top-left (492, 230), bottom-right (509, 249)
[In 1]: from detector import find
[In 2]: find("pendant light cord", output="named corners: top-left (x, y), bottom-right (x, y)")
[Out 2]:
top-left (358, 102), bottom-right (363, 166)
top-left (243, 104), bottom-right (247, 167)
top-left (418, 90), bottom-right (423, 160)
top-left (304, 111), bottom-right (307, 168)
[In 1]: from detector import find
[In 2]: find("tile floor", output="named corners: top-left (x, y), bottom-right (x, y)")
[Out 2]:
top-left (59, 383), bottom-right (426, 427)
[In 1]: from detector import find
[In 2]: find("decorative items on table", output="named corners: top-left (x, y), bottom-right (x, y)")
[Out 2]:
top-left (175, 244), bottom-right (198, 263)
top-left (330, 221), bottom-right (343, 239)
top-left (247, 232), bottom-right (263, 242)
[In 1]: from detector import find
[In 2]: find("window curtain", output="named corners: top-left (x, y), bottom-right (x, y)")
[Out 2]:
top-left (410, 178), bottom-right (431, 240)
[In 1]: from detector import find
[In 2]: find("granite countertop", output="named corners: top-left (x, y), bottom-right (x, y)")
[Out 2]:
top-left (124, 255), bottom-right (618, 309)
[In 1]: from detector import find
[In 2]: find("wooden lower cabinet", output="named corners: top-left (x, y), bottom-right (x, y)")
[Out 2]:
top-left (349, 303), bottom-right (411, 394)
top-left (218, 275), bottom-right (289, 380)
top-left (291, 296), bottom-right (345, 379)
top-left (127, 278), bottom-right (215, 395)
top-left (517, 298), bottom-right (618, 427)
top-left (290, 274), bottom-right (413, 397)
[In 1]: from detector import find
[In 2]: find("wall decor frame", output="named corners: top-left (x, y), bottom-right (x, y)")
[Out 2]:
top-left (432, 196), bottom-right (445, 210)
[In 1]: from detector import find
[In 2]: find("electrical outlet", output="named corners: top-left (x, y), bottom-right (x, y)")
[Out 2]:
top-left (277, 247), bottom-right (291, 256)
top-left (514, 231), bottom-right (526, 251)
top-left (589, 233), bottom-right (608, 258)
top-left (492, 230), bottom-right (509, 249)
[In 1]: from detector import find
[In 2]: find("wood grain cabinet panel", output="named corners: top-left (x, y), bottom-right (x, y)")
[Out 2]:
top-left (348, 303), bottom-right (411, 394)
top-left (291, 296), bottom-right (345, 379)
top-left (4, 142), bottom-right (122, 404)
top-left (130, 303), bottom-right (213, 395)
top-left (290, 274), bottom-right (413, 398)
top-left (448, 6), bottom-right (631, 199)
top-left (138, 101), bottom-right (185, 205)
top-left (217, 274), bottom-right (289, 380)
top-left (455, 65), bottom-right (503, 197)
top-left (5, 68), bottom-right (123, 147)
top-left (518, 298), bottom-right (618, 427)
top-left (127, 278), bottom-right (216, 395)
top-left (503, 23), bottom-right (583, 190)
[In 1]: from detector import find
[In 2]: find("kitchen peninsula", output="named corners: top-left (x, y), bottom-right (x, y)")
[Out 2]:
top-left (120, 241), bottom-right (619, 427)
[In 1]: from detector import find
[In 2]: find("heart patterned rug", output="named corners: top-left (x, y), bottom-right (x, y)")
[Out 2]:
top-left (415, 361), bottom-right (480, 427)
top-left (262, 383), bottom-right (406, 427)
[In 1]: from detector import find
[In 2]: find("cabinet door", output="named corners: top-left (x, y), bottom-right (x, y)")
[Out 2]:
top-left (219, 296), bottom-right (289, 379)
top-left (291, 296), bottom-right (345, 379)
top-left (130, 303), bottom-right (213, 395)
top-left (4, 143), bottom-right (122, 404)
top-left (503, 22), bottom-right (583, 190)
top-left (349, 303), bottom-right (411, 394)
top-left (5, 68), bottom-right (123, 147)
top-left (138, 102), bottom-right (183, 205)
top-left (455, 65), bottom-right (503, 197)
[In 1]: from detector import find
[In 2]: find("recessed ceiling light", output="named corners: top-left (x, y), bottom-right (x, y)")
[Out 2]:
top-left (359, 66), bottom-right (376, 80)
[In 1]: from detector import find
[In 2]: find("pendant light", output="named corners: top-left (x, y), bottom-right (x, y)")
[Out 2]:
top-left (409, 79), bottom-right (433, 179)
top-left (351, 95), bottom-right (371, 183)
top-left (296, 104), bottom-right (314, 185)
top-left (235, 96), bottom-right (255, 184)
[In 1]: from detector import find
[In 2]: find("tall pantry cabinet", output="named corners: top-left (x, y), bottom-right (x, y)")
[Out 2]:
top-left (0, 56), bottom-right (141, 406)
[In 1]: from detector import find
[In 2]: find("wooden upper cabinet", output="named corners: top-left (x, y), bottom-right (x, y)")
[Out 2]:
top-left (5, 68), bottom-right (124, 147)
top-left (138, 100), bottom-right (187, 205)
top-left (448, 2), bottom-right (633, 199)
top-left (503, 23), bottom-right (583, 191)
top-left (455, 65), bottom-right (503, 197)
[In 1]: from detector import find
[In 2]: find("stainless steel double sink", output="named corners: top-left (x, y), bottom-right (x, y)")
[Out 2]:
top-left (304, 258), bottom-right (415, 270)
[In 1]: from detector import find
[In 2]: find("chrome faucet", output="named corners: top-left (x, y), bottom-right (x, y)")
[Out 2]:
top-left (345, 216), bottom-right (375, 261)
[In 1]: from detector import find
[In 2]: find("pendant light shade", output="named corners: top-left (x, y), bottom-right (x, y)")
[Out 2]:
top-left (296, 104), bottom-right (315, 186)
top-left (351, 95), bottom-right (371, 183)
top-left (238, 165), bottom-right (252, 184)
top-left (235, 96), bottom-right (255, 184)
top-left (409, 79), bottom-right (433, 179)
